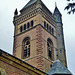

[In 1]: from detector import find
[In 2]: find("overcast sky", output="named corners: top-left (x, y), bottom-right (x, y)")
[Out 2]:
top-left (0, 0), bottom-right (75, 74)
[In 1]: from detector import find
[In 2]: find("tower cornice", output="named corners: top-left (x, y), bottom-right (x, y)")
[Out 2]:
top-left (13, 8), bottom-right (56, 27)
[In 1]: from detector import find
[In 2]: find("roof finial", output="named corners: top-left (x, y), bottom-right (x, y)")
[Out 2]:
top-left (14, 8), bottom-right (18, 16)
top-left (55, 2), bottom-right (57, 7)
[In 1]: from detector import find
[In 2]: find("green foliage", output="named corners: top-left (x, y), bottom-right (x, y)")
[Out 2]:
top-left (65, 0), bottom-right (75, 14)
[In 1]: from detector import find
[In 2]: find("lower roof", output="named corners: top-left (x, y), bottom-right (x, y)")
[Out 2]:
top-left (48, 59), bottom-right (72, 75)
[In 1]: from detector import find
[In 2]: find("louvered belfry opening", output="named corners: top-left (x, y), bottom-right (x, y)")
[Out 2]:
top-left (23, 37), bottom-right (30, 58)
top-left (47, 38), bottom-right (53, 60)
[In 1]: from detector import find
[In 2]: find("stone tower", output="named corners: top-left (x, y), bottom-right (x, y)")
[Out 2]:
top-left (13, 0), bottom-right (67, 72)
top-left (53, 6), bottom-right (67, 67)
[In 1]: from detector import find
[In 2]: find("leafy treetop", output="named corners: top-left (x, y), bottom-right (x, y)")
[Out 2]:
top-left (65, 0), bottom-right (75, 14)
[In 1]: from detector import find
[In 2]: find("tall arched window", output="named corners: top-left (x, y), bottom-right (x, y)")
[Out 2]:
top-left (20, 26), bottom-right (23, 32)
top-left (27, 22), bottom-right (30, 29)
top-left (47, 38), bottom-right (53, 60)
top-left (24, 24), bottom-right (26, 30)
top-left (23, 37), bottom-right (30, 58)
top-left (52, 28), bottom-right (54, 34)
top-left (44, 21), bottom-right (46, 28)
top-left (47, 24), bottom-right (49, 29)
top-left (31, 20), bottom-right (34, 27)
top-left (49, 26), bottom-right (51, 32)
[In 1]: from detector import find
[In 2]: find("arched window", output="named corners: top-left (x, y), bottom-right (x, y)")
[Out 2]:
top-left (49, 26), bottom-right (51, 32)
top-left (23, 37), bottom-right (30, 58)
top-left (31, 20), bottom-right (34, 27)
top-left (47, 24), bottom-right (49, 29)
top-left (60, 50), bottom-right (62, 54)
top-left (58, 34), bottom-right (60, 38)
top-left (20, 26), bottom-right (23, 32)
top-left (47, 38), bottom-right (53, 60)
top-left (27, 22), bottom-right (30, 29)
top-left (44, 21), bottom-right (46, 28)
top-left (52, 28), bottom-right (54, 34)
top-left (24, 24), bottom-right (26, 30)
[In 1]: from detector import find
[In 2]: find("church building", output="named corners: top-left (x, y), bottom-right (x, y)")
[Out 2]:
top-left (0, 0), bottom-right (72, 75)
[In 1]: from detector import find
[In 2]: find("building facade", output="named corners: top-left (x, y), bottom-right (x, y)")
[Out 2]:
top-left (0, 49), bottom-right (46, 75)
top-left (0, 0), bottom-right (73, 75)
top-left (13, 0), bottom-right (67, 73)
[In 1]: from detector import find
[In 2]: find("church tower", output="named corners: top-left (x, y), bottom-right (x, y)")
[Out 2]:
top-left (13, 0), bottom-right (67, 72)
top-left (53, 5), bottom-right (67, 67)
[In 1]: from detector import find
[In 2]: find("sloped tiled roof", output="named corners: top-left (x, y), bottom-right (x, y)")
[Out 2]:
top-left (48, 59), bottom-right (72, 75)
top-left (20, 0), bottom-right (52, 14)
top-left (21, 0), bottom-right (37, 11)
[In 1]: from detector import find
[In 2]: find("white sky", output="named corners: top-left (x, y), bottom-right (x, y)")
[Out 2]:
top-left (0, 0), bottom-right (75, 74)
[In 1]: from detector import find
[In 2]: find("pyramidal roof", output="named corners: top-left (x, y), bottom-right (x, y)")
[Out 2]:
top-left (53, 6), bottom-right (61, 15)
top-left (48, 59), bottom-right (72, 75)
top-left (20, 0), bottom-right (52, 14)
top-left (23, 0), bottom-right (37, 9)
top-left (20, 0), bottom-right (37, 11)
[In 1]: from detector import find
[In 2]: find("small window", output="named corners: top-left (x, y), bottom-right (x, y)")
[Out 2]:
top-left (27, 22), bottom-right (30, 29)
top-left (57, 17), bottom-right (60, 21)
top-left (60, 50), bottom-right (62, 54)
top-left (49, 26), bottom-right (51, 32)
top-left (24, 24), bottom-right (26, 30)
top-left (58, 34), bottom-right (60, 37)
top-left (52, 28), bottom-right (54, 34)
top-left (20, 26), bottom-right (23, 32)
top-left (47, 24), bottom-right (48, 29)
top-left (31, 20), bottom-right (33, 27)
top-left (44, 21), bottom-right (46, 28)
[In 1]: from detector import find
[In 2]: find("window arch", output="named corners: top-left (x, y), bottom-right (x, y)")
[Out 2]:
top-left (23, 37), bottom-right (30, 58)
top-left (47, 38), bottom-right (53, 60)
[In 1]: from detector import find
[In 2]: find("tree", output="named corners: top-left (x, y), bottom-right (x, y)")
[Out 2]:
top-left (64, 0), bottom-right (75, 14)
